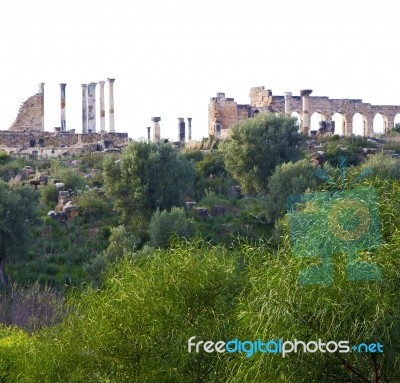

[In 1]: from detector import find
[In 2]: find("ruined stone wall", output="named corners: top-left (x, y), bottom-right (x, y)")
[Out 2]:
top-left (208, 93), bottom-right (251, 138)
top-left (209, 86), bottom-right (400, 137)
top-left (0, 131), bottom-right (129, 150)
top-left (9, 93), bottom-right (44, 131)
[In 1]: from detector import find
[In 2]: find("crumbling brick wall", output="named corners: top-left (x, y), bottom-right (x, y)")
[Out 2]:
top-left (9, 93), bottom-right (44, 131)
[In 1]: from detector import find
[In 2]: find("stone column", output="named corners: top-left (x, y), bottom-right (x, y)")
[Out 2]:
top-left (151, 117), bottom-right (161, 142)
top-left (91, 82), bottom-right (97, 133)
top-left (39, 83), bottom-right (45, 131)
top-left (178, 117), bottom-right (185, 142)
top-left (60, 83), bottom-right (66, 132)
top-left (187, 117), bottom-right (192, 140)
top-left (283, 92), bottom-right (292, 115)
top-left (147, 127), bottom-right (151, 141)
top-left (98, 81), bottom-right (106, 133)
top-left (108, 78), bottom-right (115, 132)
top-left (81, 84), bottom-right (88, 134)
top-left (300, 89), bottom-right (312, 135)
top-left (87, 83), bottom-right (94, 133)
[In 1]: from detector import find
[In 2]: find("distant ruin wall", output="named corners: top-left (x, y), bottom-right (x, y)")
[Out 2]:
top-left (0, 131), bottom-right (129, 149)
top-left (209, 86), bottom-right (400, 137)
top-left (9, 93), bottom-right (44, 131)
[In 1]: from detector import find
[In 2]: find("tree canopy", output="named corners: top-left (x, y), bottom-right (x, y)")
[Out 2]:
top-left (221, 114), bottom-right (305, 195)
top-left (103, 141), bottom-right (195, 230)
top-left (0, 182), bottom-right (38, 287)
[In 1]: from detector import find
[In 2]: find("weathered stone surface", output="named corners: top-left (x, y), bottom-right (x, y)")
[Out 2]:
top-left (0, 131), bottom-right (129, 157)
top-left (9, 93), bottom-right (44, 131)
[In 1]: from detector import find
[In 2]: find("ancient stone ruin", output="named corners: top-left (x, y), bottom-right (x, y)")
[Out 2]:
top-left (1, 80), bottom-right (129, 157)
top-left (208, 87), bottom-right (400, 138)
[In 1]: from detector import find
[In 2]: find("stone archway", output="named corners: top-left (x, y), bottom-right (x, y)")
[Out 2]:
top-left (311, 112), bottom-right (326, 133)
top-left (332, 113), bottom-right (346, 136)
top-left (352, 113), bottom-right (368, 136)
top-left (373, 113), bottom-right (385, 134)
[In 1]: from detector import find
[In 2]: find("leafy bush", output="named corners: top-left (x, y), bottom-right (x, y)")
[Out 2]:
top-left (15, 241), bottom-right (245, 382)
top-left (221, 114), bottom-right (305, 194)
top-left (74, 190), bottom-right (111, 222)
top-left (149, 207), bottom-right (193, 248)
top-left (265, 159), bottom-right (320, 223)
top-left (361, 152), bottom-right (400, 180)
top-left (40, 184), bottom-right (59, 208)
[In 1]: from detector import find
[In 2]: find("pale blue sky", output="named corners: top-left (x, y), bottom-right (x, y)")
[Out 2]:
top-left (0, 0), bottom-right (399, 140)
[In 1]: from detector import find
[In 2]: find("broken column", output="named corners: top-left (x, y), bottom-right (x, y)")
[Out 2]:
top-left (60, 83), bottom-right (66, 132)
top-left (108, 78), bottom-right (115, 132)
top-left (151, 117), bottom-right (161, 142)
top-left (39, 83), bottom-right (45, 131)
top-left (178, 118), bottom-right (185, 142)
top-left (187, 117), bottom-right (192, 140)
top-left (283, 92), bottom-right (292, 115)
top-left (81, 84), bottom-right (88, 133)
top-left (98, 81), bottom-right (106, 133)
top-left (300, 89), bottom-right (313, 135)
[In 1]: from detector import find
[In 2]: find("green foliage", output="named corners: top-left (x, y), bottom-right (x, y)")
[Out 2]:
top-left (224, 178), bottom-right (400, 383)
top-left (361, 152), bottom-right (400, 180)
top-left (74, 190), bottom-right (112, 222)
top-left (149, 207), bottom-right (193, 248)
top-left (0, 325), bottom-right (32, 383)
top-left (221, 114), bottom-right (305, 195)
top-left (102, 225), bottom-right (140, 262)
top-left (103, 141), bottom-right (195, 230)
top-left (196, 151), bottom-right (226, 178)
top-left (0, 182), bottom-right (39, 286)
top-left (0, 151), bottom-right (10, 164)
top-left (381, 140), bottom-right (400, 153)
top-left (54, 168), bottom-right (86, 191)
top-left (265, 159), bottom-right (320, 223)
top-left (39, 184), bottom-right (58, 208)
top-left (324, 136), bottom-right (373, 167)
top-left (14, 242), bottom-right (244, 382)
top-left (393, 122), bottom-right (400, 133)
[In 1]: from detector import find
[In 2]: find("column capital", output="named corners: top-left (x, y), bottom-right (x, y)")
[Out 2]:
top-left (107, 78), bottom-right (116, 84)
top-left (151, 117), bottom-right (161, 122)
top-left (81, 83), bottom-right (88, 89)
top-left (178, 117), bottom-right (184, 122)
top-left (300, 89), bottom-right (313, 97)
top-left (59, 83), bottom-right (67, 88)
top-left (90, 82), bottom-right (97, 88)
top-left (98, 81), bottom-right (106, 87)
top-left (283, 92), bottom-right (292, 97)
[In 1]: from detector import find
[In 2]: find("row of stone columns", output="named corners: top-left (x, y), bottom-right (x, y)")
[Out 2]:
top-left (56, 80), bottom-right (115, 133)
top-left (81, 79), bottom-right (115, 134)
top-left (147, 117), bottom-right (192, 142)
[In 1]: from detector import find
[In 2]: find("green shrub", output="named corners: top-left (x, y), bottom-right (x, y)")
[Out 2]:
top-left (40, 184), bottom-right (59, 208)
top-left (149, 207), bottom-right (193, 248)
top-left (74, 190), bottom-right (111, 222)
top-left (265, 159), bottom-right (320, 223)
top-left (361, 152), bottom-right (400, 180)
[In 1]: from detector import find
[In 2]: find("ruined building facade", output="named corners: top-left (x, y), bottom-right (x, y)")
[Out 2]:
top-left (208, 87), bottom-right (400, 137)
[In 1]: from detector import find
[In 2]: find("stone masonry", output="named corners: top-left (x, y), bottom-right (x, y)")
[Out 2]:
top-left (9, 91), bottom-right (44, 131)
top-left (209, 86), bottom-right (400, 137)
